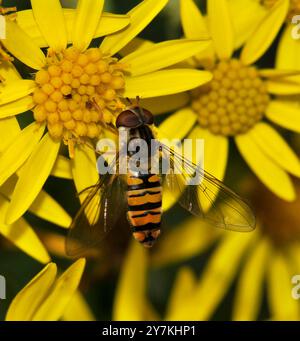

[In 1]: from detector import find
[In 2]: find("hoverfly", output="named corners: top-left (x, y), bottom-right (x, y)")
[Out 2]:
top-left (66, 98), bottom-right (255, 256)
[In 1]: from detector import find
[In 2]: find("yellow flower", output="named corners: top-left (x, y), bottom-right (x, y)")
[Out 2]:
top-left (112, 236), bottom-right (221, 321)
top-left (160, 0), bottom-right (300, 204)
top-left (0, 63), bottom-right (71, 263)
top-left (270, 2), bottom-right (300, 135)
top-left (5, 259), bottom-right (91, 321)
top-left (0, 0), bottom-right (212, 225)
top-left (155, 180), bottom-right (300, 321)
top-left (228, 0), bottom-right (300, 135)
top-left (112, 241), bottom-right (223, 321)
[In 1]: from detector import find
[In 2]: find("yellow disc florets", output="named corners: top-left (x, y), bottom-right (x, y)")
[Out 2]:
top-left (32, 47), bottom-right (126, 155)
top-left (262, 0), bottom-right (300, 21)
top-left (191, 59), bottom-right (269, 136)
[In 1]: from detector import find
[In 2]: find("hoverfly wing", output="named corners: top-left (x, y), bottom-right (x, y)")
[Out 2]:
top-left (66, 157), bottom-right (127, 257)
top-left (160, 145), bottom-right (256, 232)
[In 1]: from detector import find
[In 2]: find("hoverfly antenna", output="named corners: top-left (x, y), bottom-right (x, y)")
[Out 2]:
top-left (136, 96), bottom-right (141, 105)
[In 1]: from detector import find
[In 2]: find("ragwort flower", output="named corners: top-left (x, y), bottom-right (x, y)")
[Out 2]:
top-left (161, 0), bottom-right (300, 203)
top-left (228, 0), bottom-right (300, 125)
top-left (161, 180), bottom-right (300, 321)
top-left (5, 259), bottom-right (89, 321)
top-left (0, 0), bottom-right (212, 225)
top-left (0, 63), bottom-right (71, 264)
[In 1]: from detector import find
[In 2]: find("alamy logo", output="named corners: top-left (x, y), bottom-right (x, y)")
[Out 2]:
top-left (291, 15), bottom-right (300, 40)
top-left (291, 275), bottom-right (300, 300)
top-left (0, 275), bottom-right (5, 299)
top-left (96, 134), bottom-right (205, 185)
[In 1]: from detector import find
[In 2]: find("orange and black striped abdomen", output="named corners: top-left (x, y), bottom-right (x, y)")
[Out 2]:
top-left (127, 173), bottom-right (162, 247)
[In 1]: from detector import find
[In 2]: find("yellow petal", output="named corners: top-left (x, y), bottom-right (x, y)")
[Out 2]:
top-left (235, 131), bottom-right (295, 201)
top-left (156, 108), bottom-right (198, 211)
top-left (6, 133), bottom-right (60, 224)
top-left (31, 0), bottom-right (67, 51)
top-left (207, 0), bottom-right (234, 59)
top-left (276, 24), bottom-right (300, 70)
top-left (121, 39), bottom-right (211, 77)
top-left (72, 0), bottom-right (104, 51)
top-left (259, 69), bottom-right (300, 79)
top-left (151, 218), bottom-right (219, 267)
top-left (0, 80), bottom-right (36, 105)
top-left (94, 12), bottom-right (130, 37)
top-left (288, 243), bottom-right (300, 272)
top-left (195, 232), bottom-right (256, 320)
top-left (267, 250), bottom-right (300, 320)
top-left (0, 123), bottom-right (44, 186)
top-left (6, 263), bottom-right (57, 321)
top-left (100, 0), bottom-right (168, 56)
top-left (33, 259), bottom-right (86, 321)
top-left (189, 126), bottom-right (228, 211)
top-left (189, 126), bottom-right (228, 180)
top-left (267, 79), bottom-right (300, 95)
top-left (180, 0), bottom-right (209, 39)
top-left (266, 100), bottom-right (300, 133)
top-left (159, 108), bottom-right (197, 140)
top-left (249, 123), bottom-right (300, 177)
top-left (165, 267), bottom-right (197, 320)
top-left (113, 242), bottom-right (148, 321)
top-left (51, 155), bottom-right (72, 179)
top-left (0, 95), bottom-right (34, 119)
top-left (0, 117), bottom-right (20, 152)
top-left (124, 69), bottom-right (212, 98)
top-left (233, 235), bottom-right (271, 321)
top-left (2, 19), bottom-right (45, 70)
top-left (62, 291), bottom-right (95, 321)
top-left (0, 61), bottom-right (21, 83)
top-left (241, 0), bottom-right (289, 65)
top-left (18, 9), bottom-right (130, 47)
top-left (0, 194), bottom-right (50, 264)
top-left (228, 0), bottom-right (267, 49)
top-left (16, 9), bottom-right (46, 47)
top-left (139, 93), bottom-right (190, 115)
top-left (29, 190), bottom-right (72, 228)
top-left (71, 144), bottom-right (98, 198)
top-left (119, 37), bottom-right (154, 57)
top-left (0, 174), bottom-right (18, 199)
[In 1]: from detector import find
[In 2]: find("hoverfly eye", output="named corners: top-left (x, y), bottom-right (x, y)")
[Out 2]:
top-left (140, 108), bottom-right (154, 125)
top-left (116, 110), bottom-right (141, 128)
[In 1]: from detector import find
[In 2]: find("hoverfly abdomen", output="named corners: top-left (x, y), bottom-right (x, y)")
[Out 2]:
top-left (127, 173), bottom-right (162, 248)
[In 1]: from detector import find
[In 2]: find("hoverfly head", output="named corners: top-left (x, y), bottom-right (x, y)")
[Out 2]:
top-left (116, 106), bottom-right (154, 129)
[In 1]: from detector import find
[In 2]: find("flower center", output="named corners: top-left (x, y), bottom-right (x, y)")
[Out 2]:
top-left (191, 59), bottom-right (269, 136)
top-left (32, 47), bottom-right (126, 156)
top-left (262, 0), bottom-right (300, 21)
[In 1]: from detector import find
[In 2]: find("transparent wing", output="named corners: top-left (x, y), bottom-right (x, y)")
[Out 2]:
top-left (161, 145), bottom-right (256, 232)
top-left (66, 156), bottom-right (126, 257)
